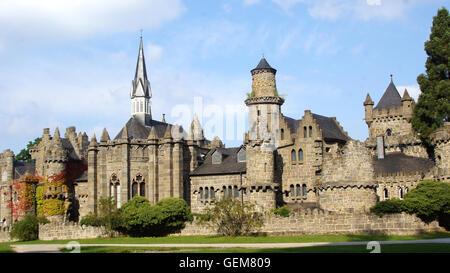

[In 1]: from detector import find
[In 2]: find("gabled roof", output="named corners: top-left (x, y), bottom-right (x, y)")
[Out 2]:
top-left (114, 117), bottom-right (171, 140)
top-left (373, 153), bottom-right (434, 175)
top-left (13, 161), bottom-right (36, 179)
top-left (374, 78), bottom-right (402, 110)
top-left (312, 113), bottom-right (349, 142)
top-left (190, 147), bottom-right (246, 176)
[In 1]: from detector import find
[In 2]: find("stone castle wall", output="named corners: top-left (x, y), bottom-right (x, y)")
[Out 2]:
top-left (318, 186), bottom-right (377, 213)
top-left (38, 222), bottom-right (116, 241)
top-left (178, 211), bottom-right (444, 236)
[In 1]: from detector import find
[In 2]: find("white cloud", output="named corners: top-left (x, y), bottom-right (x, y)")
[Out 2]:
top-left (243, 0), bottom-right (262, 6)
top-left (146, 44), bottom-right (164, 63)
top-left (397, 85), bottom-right (421, 101)
top-left (0, 0), bottom-right (185, 43)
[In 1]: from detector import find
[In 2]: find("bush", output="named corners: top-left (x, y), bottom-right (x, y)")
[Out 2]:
top-left (80, 213), bottom-right (104, 227)
top-left (271, 205), bottom-right (291, 217)
top-left (118, 196), bottom-right (192, 237)
top-left (10, 214), bottom-right (39, 241)
top-left (370, 198), bottom-right (406, 216)
top-left (199, 198), bottom-right (264, 236)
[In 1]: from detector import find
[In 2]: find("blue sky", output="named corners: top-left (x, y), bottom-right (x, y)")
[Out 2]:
top-left (0, 0), bottom-right (447, 154)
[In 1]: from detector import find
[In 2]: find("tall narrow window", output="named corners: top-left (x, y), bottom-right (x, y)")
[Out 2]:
top-left (199, 187), bottom-right (204, 199)
top-left (234, 186), bottom-right (239, 198)
top-left (210, 187), bottom-right (215, 199)
top-left (281, 129), bottom-right (285, 140)
top-left (296, 184), bottom-right (301, 197)
top-left (383, 188), bottom-right (389, 200)
top-left (309, 126), bottom-right (312, 137)
top-left (298, 149), bottom-right (303, 162)
top-left (302, 184), bottom-right (307, 196)
top-left (205, 187), bottom-right (209, 199)
top-left (303, 126), bottom-right (307, 138)
top-left (139, 182), bottom-right (145, 197)
top-left (290, 185), bottom-right (295, 197)
top-left (223, 186), bottom-right (227, 198)
top-left (110, 183), bottom-right (115, 200)
top-left (116, 183), bottom-right (121, 208)
top-left (228, 186), bottom-right (232, 198)
top-left (291, 149), bottom-right (296, 163)
top-left (132, 182), bottom-right (138, 198)
top-left (399, 188), bottom-right (403, 200)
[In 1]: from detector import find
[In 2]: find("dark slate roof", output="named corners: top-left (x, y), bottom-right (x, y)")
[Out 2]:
top-left (61, 138), bottom-right (79, 160)
top-left (373, 153), bottom-right (434, 175)
top-left (284, 116), bottom-right (300, 134)
top-left (114, 117), bottom-right (171, 140)
top-left (312, 113), bottom-right (349, 142)
top-left (251, 57), bottom-right (277, 74)
top-left (190, 147), bottom-right (246, 176)
top-left (13, 161), bottom-right (36, 179)
top-left (374, 80), bottom-right (402, 110)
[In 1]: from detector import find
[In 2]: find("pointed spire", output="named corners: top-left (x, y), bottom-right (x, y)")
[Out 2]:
top-left (163, 125), bottom-right (172, 139)
top-left (100, 128), bottom-right (110, 143)
top-left (131, 35), bottom-right (151, 98)
top-left (190, 114), bottom-right (204, 141)
top-left (402, 89), bottom-right (413, 101)
top-left (148, 126), bottom-right (158, 140)
top-left (162, 113), bottom-right (166, 123)
top-left (364, 93), bottom-right (374, 106)
top-left (251, 56), bottom-right (277, 75)
top-left (89, 133), bottom-right (98, 147)
top-left (53, 127), bottom-right (61, 141)
top-left (374, 75), bottom-right (402, 110)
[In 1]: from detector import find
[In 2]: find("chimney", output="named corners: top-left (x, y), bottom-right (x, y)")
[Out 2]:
top-left (377, 136), bottom-right (385, 159)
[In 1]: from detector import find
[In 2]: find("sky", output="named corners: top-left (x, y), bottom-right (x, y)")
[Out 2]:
top-left (0, 0), bottom-right (448, 154)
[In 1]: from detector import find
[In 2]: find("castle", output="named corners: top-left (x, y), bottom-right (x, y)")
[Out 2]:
top-left (1, 37), bottom-right (449, 226)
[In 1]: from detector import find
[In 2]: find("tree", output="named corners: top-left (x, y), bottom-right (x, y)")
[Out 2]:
top-left (199, 199), bottom-right (264, 236)
top-left (15, 137), bottom-right (42, 162)
top-left (412, 7), bottom-right (450, 152)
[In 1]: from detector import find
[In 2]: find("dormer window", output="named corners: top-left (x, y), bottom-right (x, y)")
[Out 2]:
top-left (212, 150), bottom-right (222, 164)
top-left (237, 148), bottom-right (246, 162)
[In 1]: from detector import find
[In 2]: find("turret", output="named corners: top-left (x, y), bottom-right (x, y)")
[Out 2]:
top-left (401, 89), bottom-right (414, 120)
top-left (363, 93), bottom-right (374, 126)
top-left (245, 57), bottom-right (283, 147)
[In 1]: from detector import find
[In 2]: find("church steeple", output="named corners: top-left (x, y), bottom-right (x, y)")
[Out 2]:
top-left (130, 34), bottom-right (152, 125)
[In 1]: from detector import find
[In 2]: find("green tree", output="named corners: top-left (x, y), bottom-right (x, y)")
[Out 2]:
top-left (15, 137), bottom-right (42, 162)
top-left (199, 198), bottom-right (264, 236)
top-left (412, 7), bottom-right (450, 153)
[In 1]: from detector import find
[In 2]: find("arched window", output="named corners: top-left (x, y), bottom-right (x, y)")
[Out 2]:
top-left (223, 186), bottom-right (227, 198)
top-left (290, 185), bottom-right (295, 197)
top-left (291, 149), bottom-right (297, 163)
top-left (132, 182), bottom-right (138, 198)
top-left (383, 188), bottom-right (389, 200)
top-left (116, 183), bottom-right (121, 208)
top-left (309, 126), bottom-right (312, 137)
top-left (234, 186), bottom-right (239, 198)
top-left (405, 187), bottom-right (409, 194)
top-left (281, 129), bottom-right (285, 140)
top-left (228, 186), bottom-right (233, 198)
top-left (399, 188), bottom-right (403, 200)
top-left (298, 149), bottom-right (303, 162)
top-left (199, 187), bottom-right (204, 199)
top-left (386, 129), bottom-right (392, 136)
top-left (296, 184), bottom-right (301, 197)
top-left (302, 184), bottom-right (307, 196)
top-left (303, 127), bottom-right (307, 138)
top-left (210, 187), bottom-right (215, 199)
top-left (205, 187), bottom-right (209, 199)
top-left (139, 182), bottom-right (145, 197)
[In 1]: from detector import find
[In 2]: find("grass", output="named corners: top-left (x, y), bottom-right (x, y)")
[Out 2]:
top-left (0, 242), bottom-right (15, 253)
top-left (9, 232), bottom-right (450, 245)
top-left (59, 243), bottom-right (450, 253)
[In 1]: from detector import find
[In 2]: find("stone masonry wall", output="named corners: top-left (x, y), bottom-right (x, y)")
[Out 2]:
top-left (38, 222), bottom-right (116, 241)
top-left (318, 186), bottom-right (377, 213)
top-left (178, 211), bottom-right (443, 236)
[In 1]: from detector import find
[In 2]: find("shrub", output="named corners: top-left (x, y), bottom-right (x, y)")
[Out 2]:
top-left (155, 198), bottom-right (193, 235)
top-left (10, 214), bottom-right (39, 241)
top-left (271, 205), bottom-right (291, 217)
top-left (370, 198), bottom-right (406, 216)
top-left (199, 198), bottom-right (264, 236)
top-left (80, 213), bottom-right (104, 227)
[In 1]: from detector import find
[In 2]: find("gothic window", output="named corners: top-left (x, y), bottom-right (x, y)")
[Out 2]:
top-left (296, 184), bottom-right (301, 197)
top-left (291, 149), bottom-right (296, 163)
top-left (116, 183), bottom-right (121, 208)
top-left (132, 182), bottom-right (138, 198)
top-left (383, 188), bottom-right (389, 200)
top-left (210, 187), bottom-right (215, 199)
top-left (303, 126), bottom-right (307, 138)
top-left (234, 186), bottom-right (239, 198)
top-left (386, 129), bottom-right (392, 136)
top-left (199, 187), bottom-right (204, 199)
top-left (399, 188), bottom-right (403, 200)
top-left (281, 129), bottom-right (285, 140)
top-left (309, 126), bottom-right (312, 137)
top-left (290, 185), bottom-right (295, 197)
top-left (298, 149), bottom-right (303, 162)
top-left (139, 182), bottom-right (145, 197)
top-left (302, 184), bottom-right (307, 196)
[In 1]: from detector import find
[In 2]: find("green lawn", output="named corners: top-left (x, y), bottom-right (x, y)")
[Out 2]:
top-left (0, 242), bottom-right (15, 253)
top-left (9, 232), bottom-right (450, 245)
top-left (60, 243), bottom-right (450, 253)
